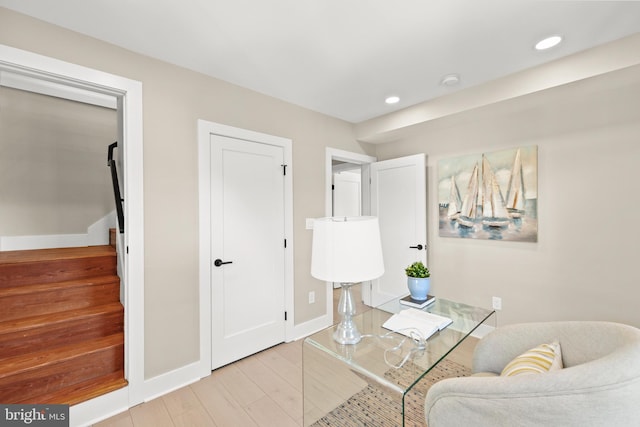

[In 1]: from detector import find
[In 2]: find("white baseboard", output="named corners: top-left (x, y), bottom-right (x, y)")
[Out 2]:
top-left (0, 233), bottom-right (90, 251)
top-left (142, 360), bottom-right (206, 403)
top-left (0, 211), bottom-right (116, 251)
top-left (87, 211), bottom-right (117, 246)
top-left (69, 360), bottom-right (206, 426)
top-left (291, 313), bottom-right (332, 341)
top-left (70, 386), bottom-right (129, 427)
top-left (470, 323), bottom-right (495, 339)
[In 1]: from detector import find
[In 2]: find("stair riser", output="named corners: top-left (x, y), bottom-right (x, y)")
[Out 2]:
top-left (0, 309), bottom-right (124, 360)
top-left (0, 256), bottom-right (116, 288)
top-left (19, 371), bottom-right (128, 405)
top-left (0, 343), bottom-right (124, 403)
top-left (0, 282), bottom-right (120, 323)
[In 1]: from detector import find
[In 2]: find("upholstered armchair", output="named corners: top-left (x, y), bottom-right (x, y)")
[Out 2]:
top-left (424, 321), bottom-right (640, 427)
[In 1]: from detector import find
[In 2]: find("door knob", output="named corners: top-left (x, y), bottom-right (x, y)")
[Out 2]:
top-left (409, 244), bottom-right (424, 250)
top-left (214, 259), bottom-right (233, 267)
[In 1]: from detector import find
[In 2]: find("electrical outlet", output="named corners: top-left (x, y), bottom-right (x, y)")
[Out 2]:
top-left (309, 291), bottom-right (315, 304)
top-left (492, 296), bottom-right (502, 310)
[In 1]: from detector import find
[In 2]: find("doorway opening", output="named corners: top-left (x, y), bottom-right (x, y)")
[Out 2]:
top-left (325, 148), bottom-right (376, 320)
top-left (0, 44), bottom-right (145, 420)
top-left (0, 72), bottom-right (118, 250)
top-left (324, 149), bottom-right (428, 321)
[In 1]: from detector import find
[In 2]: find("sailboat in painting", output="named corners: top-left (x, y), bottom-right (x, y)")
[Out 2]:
top-left (447, 176), bottom-right (462, 220)
top-left (481, 155), bottom-right (510, 228)
top-left (457, 163), bottom-right (479, 228)
top-left (505, 149), bottom-right (525, 218)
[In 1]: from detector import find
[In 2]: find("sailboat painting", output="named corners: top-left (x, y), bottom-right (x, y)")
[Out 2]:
top-left (438, 146), bottom-right (538, 242)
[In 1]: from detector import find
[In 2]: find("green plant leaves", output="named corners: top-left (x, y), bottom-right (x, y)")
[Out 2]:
top-left (405, 261), bottom-right (430, 278)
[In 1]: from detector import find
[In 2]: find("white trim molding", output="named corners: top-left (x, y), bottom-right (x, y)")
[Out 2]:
top-left (69, 387), bottom-right (129, 427)
top-left (292, 312), bottom-right (334, 342)
top-left (139, 361), bottom-right (203, 403)
top-left (0, 69), bottom-right (117, 109)
top-left (471, 323), bottom-right (495, 339)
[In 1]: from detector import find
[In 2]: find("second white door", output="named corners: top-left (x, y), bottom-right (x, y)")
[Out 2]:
top-left (368, 154), bottom-right (427, 306)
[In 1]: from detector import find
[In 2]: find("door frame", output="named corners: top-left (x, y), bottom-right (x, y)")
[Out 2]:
top-left (324, 148), bottom-right (377, 318)
top-left (0, 44), bottom-right (145, 417)
top-left (198, 120), bottom-right (294, 375)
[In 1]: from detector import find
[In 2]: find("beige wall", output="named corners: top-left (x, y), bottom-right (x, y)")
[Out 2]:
top-left (0, 86), bottom-right (116, 235)
top-left (0, 8), bottom-right (373, 378)
top-left (3, 6), bottom-right (638, 383)
top-left (371, 62), bottom-right (640, 328)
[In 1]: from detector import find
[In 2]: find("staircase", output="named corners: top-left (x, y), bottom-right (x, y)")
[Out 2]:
top-left (0, 243), bottom-right (127, 405)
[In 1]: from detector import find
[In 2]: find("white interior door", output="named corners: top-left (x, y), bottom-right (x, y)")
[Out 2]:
top-left (368, 154), bottom-right (426, 306)
top-left (210, 134), bottom-right (286, 369)
top-left (333, 171), bottom-right (361, 217)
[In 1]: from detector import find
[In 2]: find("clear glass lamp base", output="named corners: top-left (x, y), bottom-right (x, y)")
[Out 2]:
top-left (333, 282), bottom-right (361, 345)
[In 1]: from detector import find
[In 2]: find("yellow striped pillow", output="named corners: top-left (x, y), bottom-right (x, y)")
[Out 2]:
top-left (501, 340), bottom-right (563, 377)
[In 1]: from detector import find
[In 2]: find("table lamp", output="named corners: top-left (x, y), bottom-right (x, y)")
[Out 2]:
top-left (311, 216), bottom-right (385, 344)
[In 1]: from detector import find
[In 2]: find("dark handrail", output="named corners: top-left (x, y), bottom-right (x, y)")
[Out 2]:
top-left (108, 141), bottom-right (124, 233)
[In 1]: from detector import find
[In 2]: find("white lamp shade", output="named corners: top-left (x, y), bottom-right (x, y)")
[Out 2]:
top-left (311, 216), bottom-right (385, 283)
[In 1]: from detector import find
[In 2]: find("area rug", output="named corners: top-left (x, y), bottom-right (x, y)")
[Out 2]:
top-left (310, 359), bottom-right (470, 427)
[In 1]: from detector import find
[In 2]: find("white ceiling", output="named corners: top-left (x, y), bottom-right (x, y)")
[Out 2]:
top-left (2, 0), bottom-right (640, 123)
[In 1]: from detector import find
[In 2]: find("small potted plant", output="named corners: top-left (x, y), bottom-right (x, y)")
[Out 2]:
top-left (405, 261), bottom-right (431, 301)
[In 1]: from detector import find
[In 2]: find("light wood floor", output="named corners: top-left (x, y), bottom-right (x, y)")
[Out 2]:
top-left (94, 339), bottom-right (304, 427)
top-left (94, 285), bottom-right (475, 427)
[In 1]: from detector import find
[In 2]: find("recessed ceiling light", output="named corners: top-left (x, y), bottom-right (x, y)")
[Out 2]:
top-left (535, 35), bottom-right (563, 51)
top-left (385, 96), bottom-right (400, 104)
top-left (440, 74), bottom-right (460, 87)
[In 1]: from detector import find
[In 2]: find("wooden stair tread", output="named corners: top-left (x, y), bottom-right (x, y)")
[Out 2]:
top-left (0, 245), bottom-right (115, 265)
top-left (0, 333), bottom-right (124, 378)
top-left (0, 274), bottom-right (119, 297)
top-left (17, 370), bottom-right (128, 405)
top-left (0, 302), bottom-right (123, 335)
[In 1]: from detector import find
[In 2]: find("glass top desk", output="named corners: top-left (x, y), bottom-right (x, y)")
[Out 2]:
top-left (303, 297), bottom-right (495, 426)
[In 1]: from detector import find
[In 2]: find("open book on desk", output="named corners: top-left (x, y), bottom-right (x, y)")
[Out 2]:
top-left (382, 308), bottom-right (453, 340)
